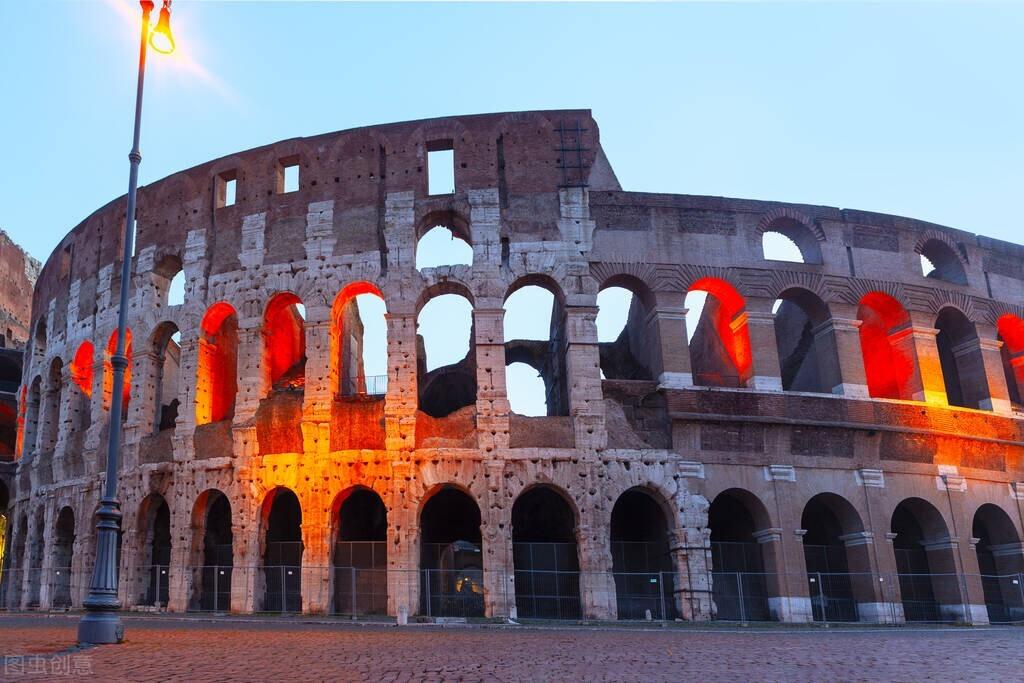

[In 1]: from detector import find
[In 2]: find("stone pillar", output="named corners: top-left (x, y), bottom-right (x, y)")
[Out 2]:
top-left (301, 313), bottom-right (332, 455)
top-left (974, 327), bottom-right (1012, 413)
top-left (383, 191), bottom-right (416, 271)
top-left (232, 317), bottom-right (266, 426)
top-left (384, 312), bottom-right (417, 452)
top-left (650, 291), bottom-right (692, 389)
top-left (854, 468), bottom-right (905, 622)
top-left (745, 298), bottom-right (783, 392)
top-left (301, 520), bottom-right (330, 614)
top-left (576, 522), bottom-right (617, 620)
top-left (936, 470), bottom-right (989, 624)
top-left (166, 512), bottom-right (192, 612)
top-left (565, 305), bottom-right (606, 450)
top-left (836, 530), bottom-right (892, 622)
top-left (232, 516), bottom-right (259, 614)
top-left (895, 318), bottom-right (946, 404)
top-left (481, 459), bottom-right (513, 619)
top-left (52, 364), bottom-right (77, 476)
top-left (36, 504), bottom-right (56, 611)
top-left (387, 465), bottom-right (418, 620)
top-left (815, 308), bottom-right (869, 398)
top-left (473, 305), bottom-right (510, 455)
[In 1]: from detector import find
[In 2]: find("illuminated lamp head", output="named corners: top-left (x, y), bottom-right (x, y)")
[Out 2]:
top-left (149, 1), bottom-right (175, 55)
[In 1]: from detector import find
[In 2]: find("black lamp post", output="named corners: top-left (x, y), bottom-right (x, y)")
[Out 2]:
top-left (78, 0), bottom-right (175, 645)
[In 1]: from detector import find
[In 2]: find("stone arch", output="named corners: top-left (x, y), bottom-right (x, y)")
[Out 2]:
top-left (103, 327), bottom-right (133, 417)
top-left (415, 210), bottom-right (473, 271)
top-left (686, 277), bottom-right (753, 388)
top-left (972, 503), bottom-right (1023, 623)
top-left (21, 375), bottom-right (42, 459)
top-left (416, 284), bottom-right (476, 418)
top-left (857, 291), bottom-right (917, 400)
top-left (774, 287), bottom-right (843, 394)
top-left (707, 488), bottom-right (776, 621)
top-left (330, 486), bottom-right (388, 615)
top-left (511, 483), bottom-right (582, 619)
top-left (418, 484), bottom-right (484, 617)
top-left (147, 321), bottom-right (181, 433)
top-left (758, 211), bottom-right (824, 264)
top-left (135, 492), bottom-right (171, 607)
top-left (890, 497), bottom-right (960, 622)
top-left (934, 305), bottom-right (987, 409)
top-left (595, 274), bottom-right (658, 381)
top-left (610, 486), bottom-right (678, 620)
top-left (916, 235), bottom-right (968, 285)
top-left (996, 313), bottom-right (1024, 408)
top-left (51, 505), bottom-right (75, 608)
top-left (189, 488), bottom-right (233, 611)
top-left (504, 275), bottom-right (570, 416)
top-left (263, 292), bottom-right (306, 395)
top-left (259, 486), bottom-right (304, 612)
top-left (39, 357), bottom-right (64, 453)
top-left (800, 492), bottom-right (869, 622)
top-left (330, 281), bottom-right (388, 398)
top-left (196, 302), bottom-right (238, 425)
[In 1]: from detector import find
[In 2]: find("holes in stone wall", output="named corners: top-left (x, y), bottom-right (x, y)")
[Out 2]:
top-left (426, 140), bottom-right (455, 196)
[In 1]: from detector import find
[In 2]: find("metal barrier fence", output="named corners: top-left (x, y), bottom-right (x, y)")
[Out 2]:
top-left (339, 374), bottom-right (387, 397)
top-left (2, 566), bottom-right (1022, 624)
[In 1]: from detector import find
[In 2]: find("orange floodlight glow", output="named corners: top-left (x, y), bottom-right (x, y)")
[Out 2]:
top-left (148, 3), bottom-right (175, 55)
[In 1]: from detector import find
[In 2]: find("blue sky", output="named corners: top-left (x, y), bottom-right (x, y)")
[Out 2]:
top-left (2, 1), bottom-right (1022, 415)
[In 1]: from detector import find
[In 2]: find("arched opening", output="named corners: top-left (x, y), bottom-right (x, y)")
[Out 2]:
top-left (417, 291), bottom-right (476, 418)
top-left (150, 323), bottom-right (181, 432)
top-left (512, 486), bottom-right (581, 620)
top-left (801, 494), bottom-right (868, 622)
top-left (264, 293), bottom-right (306, 394)
top-left (504, 281), bottom-right (569, 416)
top-left (610, 488), bottom-right (676, 620)
top-left (415, 216), bottom-right (473, 271)
top-left (972, 504), bottom-right (1023, 623)
top-left (39, 358), bottom-right (64, 453)
top-left (103, 328), bottom-right (133, 418)
top-left (31, 320), bottom-right (46, 367)
top-left (261, 487), bottom-right (303, 612)
top-left (997, 314), bottom-right (1024, 410)
top-left (891, 498), bottom-right (959, 622)
top-left (9, 514), bottom-right (28, 607)
top-left (685, 278), bottom-right (753, 388)
top-left (26, 507), bottom-right (45, 608)
top-left (761, 218), bottom-right (822, 264)
top-left (21, 377), bottom-right (41, 459)
top-left (196, 303), bottom-right (238, 425)
top-left (52, 506), bottom-right (75, 609)
top-left (331, 283), bottom-right (388, 398)
top-left (419, 486), bottom-right (483, 617)
top-left (857, 292), bottom-right (916, 400)
top-left (596, 279), bottom-right (656, 381)
top-left (918, 239), bottom-right (967, 285)
top-left (332, 488), bottom-right (387, 615)
top-left (190, 489), bottom-right (233, 612)
top-left (708, 489), bottom-right (774, 621)
top-left (934, 307), bottom-right (987, 409)
top-left (153, 253), bottom-right (185, 307)
top-left (773, 289), bottom-right (841, 394)
top-left (138, 494), bottom-right (171, 607)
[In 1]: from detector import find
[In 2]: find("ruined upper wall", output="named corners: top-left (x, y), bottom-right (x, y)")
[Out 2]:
top-left (0, 230), bottom-right (40, 349)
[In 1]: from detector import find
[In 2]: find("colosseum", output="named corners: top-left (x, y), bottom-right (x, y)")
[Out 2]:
top-left (2, 110), bottom-right (1023, 625)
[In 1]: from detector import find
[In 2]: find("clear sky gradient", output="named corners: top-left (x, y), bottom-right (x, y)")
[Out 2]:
top-left (2, 1), bottom-right (1022, 415)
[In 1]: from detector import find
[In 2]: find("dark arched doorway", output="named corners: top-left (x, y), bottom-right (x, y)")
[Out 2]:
top-left (262, 488), bottom-right (303, 612)
top-left (332, 488), bottom-right (387, 615)
top-left (610, 488), bottom-right (676, 620)
top-left (708, 489), bottom-right (773, 621)
top-left (52, 506), bottom-right (75, 608)
top-left (512, 486), bottom-right (581, 620)
top-left (973, 504), bottom-right (1023, 623)
top-left (801, 494), bottom-right (867, 622)
top-left (139, 494), bottom-right (171, 607)
top-left (891, 498), bottom-right (959, 622)
top-left (190, 490), bottom-right (233, 611)
top-left (419, 486), bottom-right (483, 617)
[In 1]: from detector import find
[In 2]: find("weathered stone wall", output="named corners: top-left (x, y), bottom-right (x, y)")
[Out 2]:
top-left (5, 110), bottom-right (1024, 624)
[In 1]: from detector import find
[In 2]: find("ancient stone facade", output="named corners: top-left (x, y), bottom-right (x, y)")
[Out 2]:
top-left (3, 110), bottom-right (1023, 624)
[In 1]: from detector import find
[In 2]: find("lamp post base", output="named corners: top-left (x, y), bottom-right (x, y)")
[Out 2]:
top-left (78, 610), bottom-right (125, 644)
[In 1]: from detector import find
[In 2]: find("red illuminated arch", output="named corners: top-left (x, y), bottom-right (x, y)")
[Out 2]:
top-left (857, 292), bottom-right (915, 400)
top-left (197, 302), bottom-right (238, 425)
top-left (70, 341), bottom-right (94, 396)
top-left (997, 314), bottom-right (1024, 407)
top-left (104, 329), bottom-right (133, 412)
top-left (264, 293), bottom-right (306, 389)
top-left (687, 277), bottom-right (752, 387)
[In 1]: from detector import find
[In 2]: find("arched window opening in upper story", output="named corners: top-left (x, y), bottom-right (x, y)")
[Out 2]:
top-left (934, 307), bottom-right (987, 409)
top-left (504, 281), bottom-right (569, 417)
top-left (103, 329), bottom-right (133, 419)
top-left (997, 314), bottom-right (1024, 410)
top-left (151, 323), bottom-right (181, 432)
top-left (415, 214), bottom-right (473, 271)
top-left (417, 291), bottom-right (475, 418)
top-left (685, 278), bottom-right (753, 388)
top-left (153, 254), bottom-right (185, 308)
top-left (760, 218), bottom-right (822, 264)
top-left (21, 376), bottom-right (42, 458)
top-left (917, 238), bottom-right (967, 285)
top-left (857, 292), bottom-right (916, 400)
top-left (196, 303), bottom-right (238, 425)
top-left (331, 283), bottom-right (388, 398)
top-left (773, 288), bottom-right (842, 394)
top-left (264, 293), bottom-right (306, 394)
top-left (69, 341), bottom-right (94, 434)
top-left (39, 358), bottom-right (64, 452)
top-left (31, 319), bottom-right (46, 367)
top-left (596, 280), bottom-right (656, 381)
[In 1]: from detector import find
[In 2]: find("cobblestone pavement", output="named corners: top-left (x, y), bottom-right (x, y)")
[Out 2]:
top-left (0, 614), bottom-right (1020, 682)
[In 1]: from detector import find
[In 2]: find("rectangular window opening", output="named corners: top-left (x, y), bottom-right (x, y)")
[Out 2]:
top-left (426, 140), bottom-right (455, 196)
top-left (216, 170), bottom-right (237, 208)
top-left (277, 156), bottom-right (300, 194)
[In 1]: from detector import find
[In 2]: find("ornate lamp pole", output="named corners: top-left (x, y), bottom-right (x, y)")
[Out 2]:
top-left (78, 0), bottom-right (175, 645)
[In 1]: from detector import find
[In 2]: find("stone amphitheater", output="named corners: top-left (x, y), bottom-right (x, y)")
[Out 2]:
top-left (2, 110), bottom-right (1023, 625)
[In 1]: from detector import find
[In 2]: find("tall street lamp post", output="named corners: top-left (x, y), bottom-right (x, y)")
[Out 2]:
top-left (78, 0), bottom-right (175, 645)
